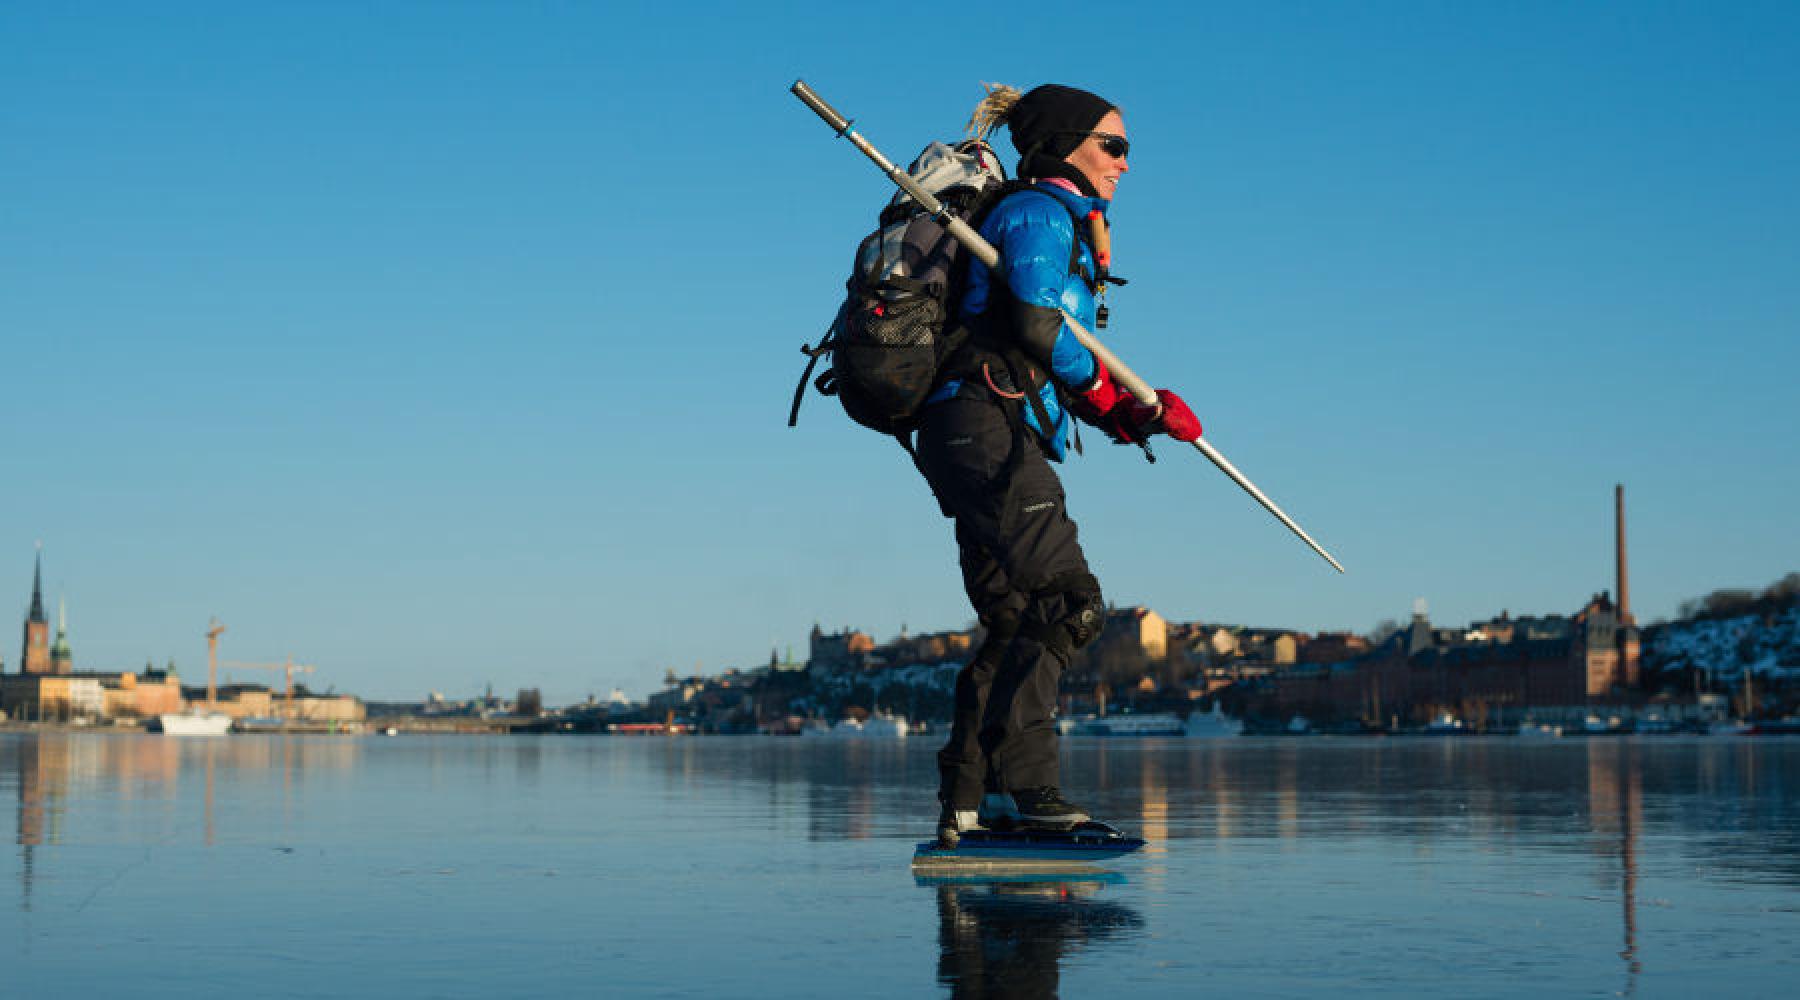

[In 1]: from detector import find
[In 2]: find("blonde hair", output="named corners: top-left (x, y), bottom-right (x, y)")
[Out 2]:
top-left (965, 83), bottom-right (1022, 142)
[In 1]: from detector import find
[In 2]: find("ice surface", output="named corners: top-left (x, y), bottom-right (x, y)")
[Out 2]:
top-left (0, 732), bottom-right (1796, 997)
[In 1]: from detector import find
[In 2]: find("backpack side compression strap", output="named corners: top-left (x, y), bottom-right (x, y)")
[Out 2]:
top-left (789, 303), bottom-right (847, 426)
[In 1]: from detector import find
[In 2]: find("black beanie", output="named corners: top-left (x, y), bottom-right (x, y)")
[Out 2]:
top-left (1008, 84), bottom-right (1116, 196)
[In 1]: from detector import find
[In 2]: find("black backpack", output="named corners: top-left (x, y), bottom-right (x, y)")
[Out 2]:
top-left (789, 139), bottom-right (1009, 437)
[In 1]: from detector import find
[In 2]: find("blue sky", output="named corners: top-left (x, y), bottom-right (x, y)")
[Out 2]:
top-left (4, 2), bottom-right (1796, 702)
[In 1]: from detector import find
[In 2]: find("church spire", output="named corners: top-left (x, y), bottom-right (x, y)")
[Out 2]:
top-left (28, 546), bottom-right (46, 625)
top-left (21, 545), bottom-right (52, 674)
top-left (50, 595), bottom-right (71, 672)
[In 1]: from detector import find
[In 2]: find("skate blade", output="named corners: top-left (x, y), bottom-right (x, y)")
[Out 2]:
top-left (910, 854), bottom-right (1114, 879)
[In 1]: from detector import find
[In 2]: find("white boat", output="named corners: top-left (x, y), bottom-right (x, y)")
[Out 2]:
top-left (155, 711), bottom-right (232, 735)
top-left (1424, 713), bottom-right (1467, 734)
top-left (803, 714), bottom-right (908, 739)
top-left (1516, 721), bottom-right (1563, 739)
top-left (1183, 704), bottom-right (1245, 738)
top-left (1075, 713), bottom-right (1185, 737)
top-left (859, 714), bottom-right (909, 739)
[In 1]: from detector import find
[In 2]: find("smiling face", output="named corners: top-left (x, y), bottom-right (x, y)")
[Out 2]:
top-left (1064, 109), bottom-right (1129, 200)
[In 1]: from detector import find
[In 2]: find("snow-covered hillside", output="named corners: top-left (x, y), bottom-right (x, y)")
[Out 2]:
top-left (1646, 606), bottom-right (1800, 678)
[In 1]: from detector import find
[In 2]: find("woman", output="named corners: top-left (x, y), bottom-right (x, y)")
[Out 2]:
top-left (918, 83), bottom-right (1203, 844)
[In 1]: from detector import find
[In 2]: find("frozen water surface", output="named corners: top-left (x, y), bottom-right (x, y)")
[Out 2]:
top-left (1, 733), bottom-right (1796, 997)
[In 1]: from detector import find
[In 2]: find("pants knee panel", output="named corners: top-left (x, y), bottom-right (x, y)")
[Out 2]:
top-left (1023, 573), bottom-right (1105, 657)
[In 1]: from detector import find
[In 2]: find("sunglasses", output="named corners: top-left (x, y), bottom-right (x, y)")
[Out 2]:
top-left (1064, 130), bottom-right (1130, 159)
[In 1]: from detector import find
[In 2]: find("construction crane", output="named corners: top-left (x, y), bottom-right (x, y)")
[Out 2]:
top-left (221, 655), bottom-right (317, 721)
top-left (205, 618), bottom-right (227, 709)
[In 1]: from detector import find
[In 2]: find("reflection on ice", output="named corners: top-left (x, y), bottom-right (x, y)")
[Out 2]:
top-left (929, 876), bottom-right (1144, 1000)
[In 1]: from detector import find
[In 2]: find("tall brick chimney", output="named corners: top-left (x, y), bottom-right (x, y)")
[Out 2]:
top-left (1615, 484), bottom-right (1630, 620)
top-left (1616, 484), bottom-right (1641, 684)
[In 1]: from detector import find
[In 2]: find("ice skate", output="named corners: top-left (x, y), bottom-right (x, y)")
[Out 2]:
top-left (1011, 786), bottom-right (1090, 830)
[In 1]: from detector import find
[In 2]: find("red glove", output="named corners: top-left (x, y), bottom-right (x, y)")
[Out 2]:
top-left (1094, 389), bottom-right (1203, 446)
top-left (1066, 364), bottom-right (1127, 421)
top-left (1154, 389), bottom-right (1202, 442)
top-left (1067, 365), bottom-right (1148, 444)
top-left (1095, 398), bottom-right (1153, 445)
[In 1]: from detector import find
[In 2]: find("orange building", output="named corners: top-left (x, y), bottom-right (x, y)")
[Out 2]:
top-left (99, 671), bottom-right (186, 718)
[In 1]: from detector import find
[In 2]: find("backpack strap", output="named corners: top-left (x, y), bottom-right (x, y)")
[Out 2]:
top-left (991, 184), bottom-right (1097, 292)
top-left (789, 305), bottom-right (846, 427)
top-left (788, 341), bottom-right (826, 427)
top-left (1000, 345), bottom-right (1059, 457)
top-left (975, 186), bottom-right (1095, 451)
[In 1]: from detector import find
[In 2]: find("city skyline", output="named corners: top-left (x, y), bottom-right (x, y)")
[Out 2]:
top-left (5, 4), bottom-right (1797, 701)
top-left (12, 530), bottom-right (1787, 706)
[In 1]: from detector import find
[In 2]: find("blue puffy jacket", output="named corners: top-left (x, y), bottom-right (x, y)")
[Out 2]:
top-left (934, 181), bottom-right (1108, 461)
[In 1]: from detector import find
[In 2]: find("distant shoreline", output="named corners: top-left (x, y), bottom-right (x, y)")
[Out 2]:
top-left (0, 717), bottom-right (519, 735)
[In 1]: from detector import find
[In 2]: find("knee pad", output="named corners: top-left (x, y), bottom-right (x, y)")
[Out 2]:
top-left (1026, 572), bottom-right (1105, 656)
top-left (1062, 583), bottom-right (1105, 651)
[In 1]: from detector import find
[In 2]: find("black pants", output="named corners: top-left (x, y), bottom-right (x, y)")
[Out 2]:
top-left (915, 392), bottom-right (1100, 809)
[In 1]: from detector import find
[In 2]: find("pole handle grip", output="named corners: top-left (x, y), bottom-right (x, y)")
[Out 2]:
top-left (791, 80), bottom-right (851, 134)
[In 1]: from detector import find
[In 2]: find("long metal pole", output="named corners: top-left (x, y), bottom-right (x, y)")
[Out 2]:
top-left (792, 80), bottom-right (1345, 574)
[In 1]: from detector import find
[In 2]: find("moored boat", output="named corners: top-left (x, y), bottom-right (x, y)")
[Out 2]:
top-left (1423, 714), bottom-right (1467, 735)
top-left (154, 711), bottom-right (233, 735)
top-left (802, 714), bottom-right (909, 739)
top-left (1183, 704), bottom-right (1245, 738)
top-left (1074, 713), bottom-right (1185, 737)
top-left (1742, 717), bottom-right (1800, 736)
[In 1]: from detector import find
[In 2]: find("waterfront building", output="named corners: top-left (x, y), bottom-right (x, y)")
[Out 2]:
top-left (1576, 592), bottom-right (1627, 698)
top-left (99, 670), bottom-right (185, 718)
top-left (1299, 632), bottom-right (1372, 664)
top-left (1181, 623), bottom-right (1313, 668)
top-left (1067, 606), bottom-right (1172, 688)
top-left (646, 676), bottom-right (704, 714)
top-left (1242, 592), bottom-right (1640, 729)
top-left (1102, 607), bottom-right (1169, 662)
top-left (287, 693), bottom-right (366, 724)
top-left (0, 674), bottom-right (105, 720)
top-left (806, 625), bottom-right (875, 673)
top-left (2, 664), bottom-right (187, 722)
top-left (165, 682), bottom-right (363, 723)
top-left (873, 628), bottom-right (976, 669)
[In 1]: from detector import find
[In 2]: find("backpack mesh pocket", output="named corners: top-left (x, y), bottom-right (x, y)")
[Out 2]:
top-left (837, 289), bottom-right (945, 428)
